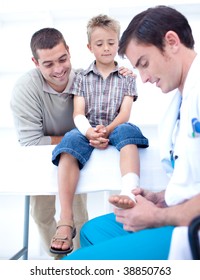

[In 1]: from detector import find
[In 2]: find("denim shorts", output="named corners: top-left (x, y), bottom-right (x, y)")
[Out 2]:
top-left (52, 122), bottom-right (149, 169)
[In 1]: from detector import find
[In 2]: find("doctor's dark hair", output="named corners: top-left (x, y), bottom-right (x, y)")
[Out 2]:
top-left (30, 27), bottom-right (69, 61)
top-left (118, 5), bottom-right (195, 57)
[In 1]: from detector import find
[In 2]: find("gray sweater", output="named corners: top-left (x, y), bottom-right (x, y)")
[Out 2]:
top-left (10, 68), bottom-right (76, 146)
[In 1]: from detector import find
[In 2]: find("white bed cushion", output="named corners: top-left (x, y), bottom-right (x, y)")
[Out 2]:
top-left (0, 143), bottom-right (169, 195)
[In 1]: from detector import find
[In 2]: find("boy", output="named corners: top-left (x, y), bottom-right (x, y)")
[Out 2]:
top-left (50, 14), bottom-right (148, 255)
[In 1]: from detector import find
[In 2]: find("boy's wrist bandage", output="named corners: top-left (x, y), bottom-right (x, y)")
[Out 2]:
top-left (74, 114), bottom-right (91, 136)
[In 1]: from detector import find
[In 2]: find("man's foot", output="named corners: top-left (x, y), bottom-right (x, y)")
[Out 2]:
top-left (50, 220), bottom-right (76, 255)
top-left (109, 194), bottom-right (136, 209)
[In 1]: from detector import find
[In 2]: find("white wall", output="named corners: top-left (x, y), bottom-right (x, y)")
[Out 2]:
top-left (1, 0), bottom-right (200, 128)
top-left (1, 0), bottom-right (200, 260)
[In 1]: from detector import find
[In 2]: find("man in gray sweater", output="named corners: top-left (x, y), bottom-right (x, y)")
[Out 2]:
top-left (10, 28), bottom-right (88, 259)
top-left (10, 27), bottom-right (131, 258)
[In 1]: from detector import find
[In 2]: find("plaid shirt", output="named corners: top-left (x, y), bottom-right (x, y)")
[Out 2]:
top-left (70, 61), bottom-right (137, 127)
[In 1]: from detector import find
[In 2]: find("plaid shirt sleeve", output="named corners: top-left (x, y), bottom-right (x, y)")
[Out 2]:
top-left (124, 75), bottom-right (138, 101)
top-left (69, 72), bottom-right (84, 97)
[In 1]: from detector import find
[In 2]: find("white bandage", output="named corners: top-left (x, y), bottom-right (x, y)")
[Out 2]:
top-left (120, 173), bottom-right (140, 202)
top-left (74, 114), bottom-right (91, 136)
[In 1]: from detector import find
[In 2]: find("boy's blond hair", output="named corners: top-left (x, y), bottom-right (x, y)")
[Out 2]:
top-left (87, 14), bottom-right (120, 43)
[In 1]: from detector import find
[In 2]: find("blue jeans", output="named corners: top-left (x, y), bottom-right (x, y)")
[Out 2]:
top-left (52, 122), bottom-right (149, 168)
top-left (63, 213), bottom-right (175, 260)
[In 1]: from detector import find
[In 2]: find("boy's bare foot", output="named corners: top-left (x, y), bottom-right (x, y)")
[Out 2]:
top-left (109, 194), bottom-right (136, 209)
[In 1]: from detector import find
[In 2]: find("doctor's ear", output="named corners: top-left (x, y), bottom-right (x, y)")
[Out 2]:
top-left (165, 31), bottom-right (180, 49)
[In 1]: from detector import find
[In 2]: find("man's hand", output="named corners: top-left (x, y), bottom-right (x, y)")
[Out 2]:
top-left (114, 195), bottom-right (163, 232)
top-left (119, 66), bottom-right (137, 78)
top-left (132, 188), bottom-right (167, 208)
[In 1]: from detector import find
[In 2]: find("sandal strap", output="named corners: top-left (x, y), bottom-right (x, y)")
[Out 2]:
top-left (50, 221), bottom-right (76, 254)
top-left (52, 233), bottom-right (70, 242)
top-left (57, 220), bottom-right (74, 229)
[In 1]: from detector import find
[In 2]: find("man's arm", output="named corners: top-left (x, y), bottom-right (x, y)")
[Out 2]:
top-left (114, 193), bottom-right (200, 232)
top-left (10, 78), bottom-right (51, 146)
top-left (50, 136), bottom-right (63, 145)
top-left (163, 194), bottom-right (200, 226)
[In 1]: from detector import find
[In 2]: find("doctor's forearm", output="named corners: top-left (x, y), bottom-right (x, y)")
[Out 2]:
top-left (157, 194), bottom-right (200, 227)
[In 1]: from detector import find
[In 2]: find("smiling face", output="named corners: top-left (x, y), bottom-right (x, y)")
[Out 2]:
top-left (125, 37), bottom-right (183, 94)
top-left (87, 27), bottom-right (119, 66)
top-left (32, 42), bottom-right (72, 93)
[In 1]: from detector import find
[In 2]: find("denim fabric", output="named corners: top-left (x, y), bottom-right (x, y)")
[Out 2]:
top-left (109, 122), bottom-right (149, 150)
top-left (52, 128), bottom-right (94, 169)
top-left (52, 122), bottom-right (149, 169)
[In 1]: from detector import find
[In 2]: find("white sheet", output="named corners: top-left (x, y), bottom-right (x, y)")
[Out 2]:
top-left (0, 142), bottom-right (169, 195)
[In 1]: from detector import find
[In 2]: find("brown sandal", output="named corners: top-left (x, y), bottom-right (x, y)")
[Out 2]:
top-left (50, 220), bottom-right (76, 255)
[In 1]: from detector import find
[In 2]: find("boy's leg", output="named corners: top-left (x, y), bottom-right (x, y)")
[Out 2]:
top-left (113, 144), bottom-right (139, 208)
top-left (30, 194), bottom-right (88, 258)
top-left (50, 153), bottom-right (80, 253)
top-left (109, 123), bottom-right (148, 209)
top-left (50, 129), bottom-right (92, 254)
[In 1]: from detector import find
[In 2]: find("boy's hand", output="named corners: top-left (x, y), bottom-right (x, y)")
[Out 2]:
top-left (86, 126), bottom-right (109, 149)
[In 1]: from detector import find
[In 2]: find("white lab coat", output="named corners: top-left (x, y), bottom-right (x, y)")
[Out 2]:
top-left (159, 55), bottom-right (200, 206)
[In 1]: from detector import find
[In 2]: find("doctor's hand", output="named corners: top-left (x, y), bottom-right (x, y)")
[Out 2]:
top-left (132, 188), bottom-right (167, 208)
top-left (114, 195), bottom-right (163, 232)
